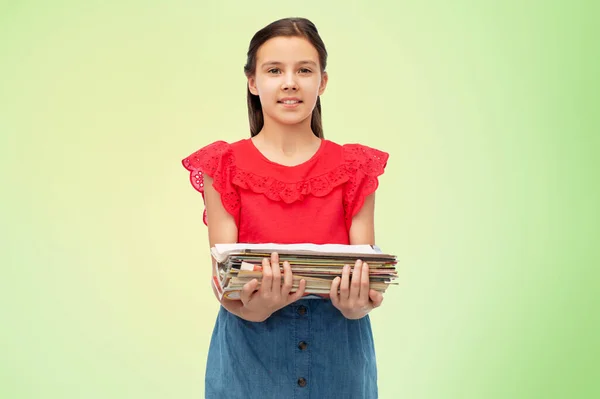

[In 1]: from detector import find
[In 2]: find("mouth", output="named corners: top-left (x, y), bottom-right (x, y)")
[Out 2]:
top-left (278, 98), bottom-right (302, 105)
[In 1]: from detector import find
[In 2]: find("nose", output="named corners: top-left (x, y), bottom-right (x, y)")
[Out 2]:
top-left (281, 72), bottom-right (298, 91)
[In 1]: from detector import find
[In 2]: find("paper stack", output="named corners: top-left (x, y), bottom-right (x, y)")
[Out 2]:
top-left (210, 243), bottom-right (398, 300)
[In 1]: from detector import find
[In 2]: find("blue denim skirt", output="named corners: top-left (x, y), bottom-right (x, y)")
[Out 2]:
top-left (205, 298), bottom-right (378, 398)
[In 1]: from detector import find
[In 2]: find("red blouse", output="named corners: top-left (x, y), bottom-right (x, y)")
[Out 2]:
top-left (182, 138), bottom-right (388, 245)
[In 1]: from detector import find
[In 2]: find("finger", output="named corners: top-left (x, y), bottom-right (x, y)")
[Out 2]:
top-left (359, 261), bottom-right (370, 303)
top-left (339, 264), bottom-right (351, 300)
top-left (369, 289), bottom-right (384, 308)
top-left (289, 278), bottom-right (307, 302)
top-left (329, 276), bottom-right (341, 306)
top-left (350, 259), bottom-right (362, 298)
top-left (261, 257), bottom-right (273, 292)
top-left (281, 261), bottom-right (293, 296)
top-left (240, 278), bottom-right (259, 305)
top-left (271, 252), bottom-right (282, 292)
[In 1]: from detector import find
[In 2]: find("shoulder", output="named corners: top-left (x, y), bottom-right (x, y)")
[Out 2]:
top-left (332, 141), bottom-right (389, 229)
top-left (183, 138), bottom-right (246, 158)
top-left (181, 139), bottom-right (249, 171)
top-left (323, 140), bottom-right (389, 172)
top-left (342, 142), bottom-right (389, 163)
top-left (181, 139), bottom-right (245, 225)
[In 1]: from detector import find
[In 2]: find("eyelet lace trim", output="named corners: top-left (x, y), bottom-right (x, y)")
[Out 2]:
top-left (182, 141), bottom-right (239, 226)
top-left (182, 141), bottom-right (388, 227)
top-left (341, 144), bottom-right (389, 229)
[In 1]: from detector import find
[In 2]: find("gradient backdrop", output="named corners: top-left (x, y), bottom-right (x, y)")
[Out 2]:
top-left (1, 1), bottom-right (597, 398)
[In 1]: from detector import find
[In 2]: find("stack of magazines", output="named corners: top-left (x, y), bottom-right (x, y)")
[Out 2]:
top-left (210, 243), bottom-right (398, 300)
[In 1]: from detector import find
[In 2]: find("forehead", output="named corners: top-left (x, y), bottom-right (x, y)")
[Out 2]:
top-left (256, 36), bottom-right (320, 65)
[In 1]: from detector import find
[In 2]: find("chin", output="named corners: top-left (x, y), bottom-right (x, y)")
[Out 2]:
top-left (273, 113), bottom-right (312, 126)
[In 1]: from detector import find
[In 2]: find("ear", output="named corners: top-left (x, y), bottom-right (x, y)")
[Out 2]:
top-left (247, 75), bottom-right (259, 96)
top-left (318, 72), bottom-right (328, 96)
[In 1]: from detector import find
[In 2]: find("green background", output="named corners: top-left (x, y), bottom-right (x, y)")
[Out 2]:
top-left (1, 1), bottom-right (597, 398)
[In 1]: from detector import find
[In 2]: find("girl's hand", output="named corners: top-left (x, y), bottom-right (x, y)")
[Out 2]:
top-left (239, 252), bottom-right (307, 322)
top-left (330, 259), bottom-right (384, 320)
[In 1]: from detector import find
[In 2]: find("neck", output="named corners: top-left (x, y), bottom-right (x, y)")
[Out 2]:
top-left (254, 116), bottom-right (320, 154)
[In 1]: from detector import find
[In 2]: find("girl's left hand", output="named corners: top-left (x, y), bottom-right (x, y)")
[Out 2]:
top-left (329, 259), bottom-right (384, 319)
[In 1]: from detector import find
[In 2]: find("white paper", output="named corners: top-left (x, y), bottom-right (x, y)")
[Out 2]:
top-left (211, 243), bottom-right (378, 263)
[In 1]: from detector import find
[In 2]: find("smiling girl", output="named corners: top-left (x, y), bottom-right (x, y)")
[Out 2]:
top-left (182, 17), bottom-right (389, 399)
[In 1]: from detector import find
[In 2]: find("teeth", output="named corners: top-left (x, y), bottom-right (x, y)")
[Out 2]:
top-left (282, 100), bottom-right (299, 104)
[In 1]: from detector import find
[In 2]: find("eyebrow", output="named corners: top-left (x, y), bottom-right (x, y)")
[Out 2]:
top-left (260, 60), bottom-right (318, 68)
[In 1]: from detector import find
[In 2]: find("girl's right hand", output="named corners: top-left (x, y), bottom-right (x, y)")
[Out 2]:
top-left (239, 252), bottom-right (307, 322)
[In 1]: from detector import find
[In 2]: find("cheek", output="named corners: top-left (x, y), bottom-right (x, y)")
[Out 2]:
top-left (305, 78), bottom-right (322, 94)
top-left (255, 78), bottom-right (278, 96)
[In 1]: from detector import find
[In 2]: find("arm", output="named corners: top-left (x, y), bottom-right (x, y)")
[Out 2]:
top-left (203, 174), bottom-right (306, 322)
top-left (348, 192), bottom-right (376, 245)
top-left (331, 192), bottom-right (384, 319)
top-left (203, 175), bottom-right (265, 322)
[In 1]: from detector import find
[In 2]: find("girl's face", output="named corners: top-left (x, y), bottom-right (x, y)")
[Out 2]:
top-left (248, 36), bottom-right (328, 130)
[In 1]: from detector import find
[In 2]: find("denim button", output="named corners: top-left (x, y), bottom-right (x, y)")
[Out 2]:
top-left (297, 377), bottom-right (307, 387)
top-left (297, 305), bottom-right (307, 315)
top-left (298, 341), bottom-right (307, 350)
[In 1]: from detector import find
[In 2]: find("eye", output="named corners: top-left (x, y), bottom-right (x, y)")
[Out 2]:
top-left (267, 68), bottom-right (281, 74)
top-left (299, 68), bottom-right (312, 74)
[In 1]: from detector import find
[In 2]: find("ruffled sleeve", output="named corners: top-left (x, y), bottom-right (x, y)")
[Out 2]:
top-left (181, 141), bottom-right (240, 226)
top-left (342, 144), bottom-right (389, 230)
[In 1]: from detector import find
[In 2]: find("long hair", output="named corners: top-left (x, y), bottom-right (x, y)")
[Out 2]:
top-left (243, 18), bottom-right (328, 138)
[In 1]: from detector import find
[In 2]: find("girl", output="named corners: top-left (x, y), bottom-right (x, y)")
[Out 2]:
top-left (182, 17), bottom-right (389, 399)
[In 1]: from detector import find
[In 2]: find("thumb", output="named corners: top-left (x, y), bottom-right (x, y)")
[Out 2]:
top-left (241, 279), bottom-right (259, 305)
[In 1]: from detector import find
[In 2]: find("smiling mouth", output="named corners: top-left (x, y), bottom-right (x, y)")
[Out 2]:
top-left (278, 99), bottom-right (302, 104)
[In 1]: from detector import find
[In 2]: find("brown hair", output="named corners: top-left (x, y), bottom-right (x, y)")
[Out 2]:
top-left (243, 17), bottom-right (328, 138)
